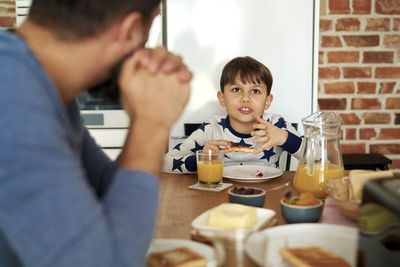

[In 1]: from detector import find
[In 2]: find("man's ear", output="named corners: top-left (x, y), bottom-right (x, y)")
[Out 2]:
top-left (264, 94), bottom-right (273, 109)
top-left (116, 12), bottom-right (145, 53)
top-left (217, 91), bottom-right (226, 107)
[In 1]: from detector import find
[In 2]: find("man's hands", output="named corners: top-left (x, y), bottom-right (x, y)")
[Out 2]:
top-left (117, 46), bottom-right (192, 175)
top-left (119, 46), bottom-right (191, 129)
top-left (251, 116), bottom-right (288, 154)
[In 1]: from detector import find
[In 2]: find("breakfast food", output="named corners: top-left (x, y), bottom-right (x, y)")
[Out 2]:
top-left (231, 187), bottom-right (263, 195)
top-left (147, 247), bottom-right (206, 267)
top-left (285, 192), bottom-right (319, 206)
top-left (207, 203), bottom-right (257, 230)
top-left (280, 246), bottom-right (351, 267)
top-left (349, 170), bottom-right (393, 200)
top-left (227, 141), bottom-right (256, 153)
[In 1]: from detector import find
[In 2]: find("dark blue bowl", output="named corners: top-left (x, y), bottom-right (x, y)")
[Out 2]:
top-left (280, 197), bottom-right (323, 223)
top-left (228, 187), bottom-right (266, 207)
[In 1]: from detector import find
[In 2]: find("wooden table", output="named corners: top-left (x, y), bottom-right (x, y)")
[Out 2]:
top-left (154, 171), bottom-right (295, 239)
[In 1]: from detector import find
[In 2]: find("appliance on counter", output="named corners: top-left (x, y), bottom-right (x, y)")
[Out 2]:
top-left (358, 176), bottom-right (400, 267)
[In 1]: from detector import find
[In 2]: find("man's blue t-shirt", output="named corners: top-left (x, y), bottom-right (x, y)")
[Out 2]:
top-left (0, 29), bottom-right (159, 267)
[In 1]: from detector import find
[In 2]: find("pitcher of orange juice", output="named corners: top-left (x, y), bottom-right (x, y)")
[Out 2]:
top-left (294, 112), bottom-right (345, 198)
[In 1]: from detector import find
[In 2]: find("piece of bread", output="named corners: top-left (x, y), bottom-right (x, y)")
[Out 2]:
top-left (280, 246), bottom-right (351, 267)
top-left (147, 247), bottom-right (206, 267)
top-left (349, 170), bottom-right (393, 200)
top-left (227, 141), bottom-right (256, 153)
top-left (227, 146), bottom-right (256, 153)
top-left (207, 203), bottom-right (257, 230)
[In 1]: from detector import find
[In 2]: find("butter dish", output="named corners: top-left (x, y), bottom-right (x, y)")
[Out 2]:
top-left (191, 204), bottom-right (275, 236)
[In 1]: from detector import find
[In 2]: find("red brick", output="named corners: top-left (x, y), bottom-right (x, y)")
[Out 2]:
top-left (343, 35), bottom-right (380, 47)
top-left (378, 128), bottom-right (400, 139)
top-left (389, 159), bottom-right (400, 169)
top-left (379, 82), bottom-right (396, 93)
top-left (319, 51), bottom-right (324, 64)
top-left (343, 67), bottom-right (372, 78)
top-left (320, 19), bottom-right (333, 32)
top-left (336, 18), bottom-right (361, 31)
top-left (365, 18), bottom-right (390, 31)
top-left (352, 98), bottom-right (381, 109)
top-left (319, 67), bottom-right (341, 79)
top-left (346, 128), bottom-right (357, 140)
top-left (386, 98), bottom-right (400, 109)
top-left (0, 17), bottom-right (15, 28)
top-left (362, 112), bottom-right (391, 124)
top-left (360, 128), bottom-right (377, 139)
top-left (376, 67), bottom-right (400, 78)
top-left (363, 51), bottom-right (394, 63)
top-left (370, 143), bottom-right (400, 154)
top-left (325, 82), bottom-right (355, 94)
top-left (353, 0), bottom-right (372, 14)
top-left (375, 0), bottom-right (400, 14)
top-left (394, 18), bottom-right (400, 31)
top-left (329, 0), bottom-right (351, 14)
top-left (357, 82), bottom-right (376, 94)
top-left (340, 113), bottom-right (362, 124)
top-left (340, 143), bottom-right (366, 153)
top-left (318, 98), bottom-right (347, 110)
top-left (321, 36), bottom-right (342, 47)
top-left (328, 51), bottom-right (359, 63)
top-left (383, 35), bottom-right (400, 48)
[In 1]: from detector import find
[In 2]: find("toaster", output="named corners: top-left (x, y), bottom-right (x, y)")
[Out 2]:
top-left (357, 176), bottom-right (400, 267)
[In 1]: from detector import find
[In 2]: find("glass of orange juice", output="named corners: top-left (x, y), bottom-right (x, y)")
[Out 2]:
top-left (196, 150), bottom-right (224, 188)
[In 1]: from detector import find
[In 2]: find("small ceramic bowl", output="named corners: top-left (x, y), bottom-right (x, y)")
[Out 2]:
top-left (228, 187), bottom-right (266, 207)
top-left (280, 197), bottom-right (323, 223)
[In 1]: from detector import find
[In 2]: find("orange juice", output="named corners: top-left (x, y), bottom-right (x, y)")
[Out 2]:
top-left (293, 163), bottom-right (345, 198)
top-left (197, 160), bottom-right (224, 186)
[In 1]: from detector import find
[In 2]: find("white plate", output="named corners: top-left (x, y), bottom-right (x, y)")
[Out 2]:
top-left (147, 239), bottom-right (217, 267)
top-left (245, 223), bottom-right (358, 267)
top-left (192, 206), bottom-right (276, 237)
top-left (223, 165), bottom-right (283, 182)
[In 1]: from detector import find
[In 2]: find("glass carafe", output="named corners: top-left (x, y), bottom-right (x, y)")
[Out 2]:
top-left (293, 112), bottom-right (345, 199)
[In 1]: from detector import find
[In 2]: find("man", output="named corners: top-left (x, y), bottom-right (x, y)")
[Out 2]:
top-left (0, 0), bottom-right (191, 266)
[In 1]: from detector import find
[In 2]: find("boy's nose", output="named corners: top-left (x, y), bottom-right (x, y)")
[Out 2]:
top-left (241, 93), bottom-right (251, 102)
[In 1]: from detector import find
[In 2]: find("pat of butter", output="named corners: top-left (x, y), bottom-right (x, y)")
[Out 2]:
top-left (207, 203), bottom-right (257, 230)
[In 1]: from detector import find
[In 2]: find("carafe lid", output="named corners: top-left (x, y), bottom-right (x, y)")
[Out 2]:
top-left (302, 112), bottom-right (342, 136)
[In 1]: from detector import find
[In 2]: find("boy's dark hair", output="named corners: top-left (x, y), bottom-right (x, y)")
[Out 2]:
top-left (28, 0), bottom-right (161, 40)
top-left (220, 56), bottom-right (273, 95)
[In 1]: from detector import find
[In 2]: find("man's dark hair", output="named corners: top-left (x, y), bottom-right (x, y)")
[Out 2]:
top-left (220, 56), bottom-right (273, 95)
top-left (28, 0), bottom-right (161, 40)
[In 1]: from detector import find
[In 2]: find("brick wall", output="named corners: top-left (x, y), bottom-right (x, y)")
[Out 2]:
top-left (1, 0), bottom-right (399, 172)
top-left (319, 0), bottom-right (400, 173)
top-left (0, 0), bottom-right (15, 28)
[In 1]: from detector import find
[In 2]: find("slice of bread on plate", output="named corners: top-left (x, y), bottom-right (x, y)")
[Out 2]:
top-left (348, 170), bottom-right (393, 200)
top-left (147, 246), bottom-right (206, 267)
top-left (280, 246), bottom-right (351, 267)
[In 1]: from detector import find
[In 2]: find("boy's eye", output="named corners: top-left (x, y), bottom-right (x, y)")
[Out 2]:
top-left (252, 89), bottom-right (261, 94)
top-left (232, 88), bottom-right (240, 93)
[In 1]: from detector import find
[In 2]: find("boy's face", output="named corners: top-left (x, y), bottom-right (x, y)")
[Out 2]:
top-left (217, 73), bottom-right (273, 131)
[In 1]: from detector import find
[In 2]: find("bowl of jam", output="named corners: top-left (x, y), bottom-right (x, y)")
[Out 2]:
top-left (228, 186), bottom-right (266, 207)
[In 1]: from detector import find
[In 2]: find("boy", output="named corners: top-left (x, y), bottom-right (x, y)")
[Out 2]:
top-left (163, 56), bottom-right (302, 173)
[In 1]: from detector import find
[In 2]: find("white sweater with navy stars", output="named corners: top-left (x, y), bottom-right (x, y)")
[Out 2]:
top-left (162, 112), bottom-right (303, 173)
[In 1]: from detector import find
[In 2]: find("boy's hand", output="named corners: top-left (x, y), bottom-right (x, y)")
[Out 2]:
top-left (251, 116), bottom-right (288, 154)
top-left (203, 140), bottom-right (232, 153)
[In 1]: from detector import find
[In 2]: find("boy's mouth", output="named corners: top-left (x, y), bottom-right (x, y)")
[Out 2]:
top-left (239, 107), bottom-right (253, 114)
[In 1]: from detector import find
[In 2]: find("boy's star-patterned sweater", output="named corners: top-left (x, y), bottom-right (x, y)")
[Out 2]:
top-left (162, 113), bottom-right (303, 173)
